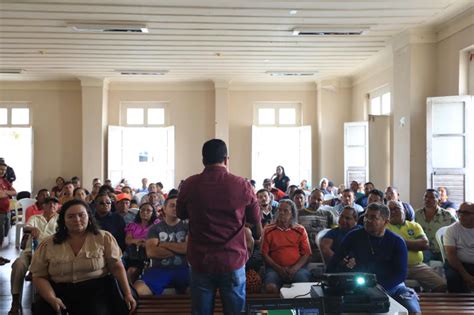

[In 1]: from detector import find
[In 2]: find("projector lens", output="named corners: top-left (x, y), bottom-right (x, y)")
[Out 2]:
top-left (356, 277), bottom-right (365, 285)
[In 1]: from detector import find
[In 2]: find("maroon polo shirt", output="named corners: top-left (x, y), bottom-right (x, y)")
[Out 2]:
top-left (177, 165), bottom-right (260, 273)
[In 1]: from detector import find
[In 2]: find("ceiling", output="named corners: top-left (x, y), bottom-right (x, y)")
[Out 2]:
top-left (0, 0), bottom-right (472, 83)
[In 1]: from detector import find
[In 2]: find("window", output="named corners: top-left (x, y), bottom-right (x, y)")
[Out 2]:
top-left (369, 87), bottom-right (391, 116)
top-left (121, 102), bottom-right (167, 126)
top-left (0, 105), bottom-right (30, 126)
top-left (254, 103), bottom-right (301, 126)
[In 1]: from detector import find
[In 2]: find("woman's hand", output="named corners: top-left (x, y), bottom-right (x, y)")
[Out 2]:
top-left (47, 296), bottom-right (67, 313)
top-left (124, 293), bottom-right (137, 314)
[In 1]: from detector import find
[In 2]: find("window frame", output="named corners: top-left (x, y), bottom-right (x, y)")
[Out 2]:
top-left (0, 103), bottom-right (32, 127)
top-left (253, 102), bottom-right (302, 127)
top-left (120, 101), bottom-right (169, 127)
top-left (368, 86), bottom-right (391, 116)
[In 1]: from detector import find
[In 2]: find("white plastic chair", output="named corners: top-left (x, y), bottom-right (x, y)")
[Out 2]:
top-left (315, 228), bottom-right (331, 265)
top-left (15, 198), bottom-right (36, 248)
top-left (435, 225), bottom-right (449, 263)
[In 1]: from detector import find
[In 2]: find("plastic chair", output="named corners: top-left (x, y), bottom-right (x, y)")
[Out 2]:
top-left (435, 225), bottom-right (449, 263)
top-left (15, 198), bottom-right (36, 248)
top-left (315, 228), bottom-right (331, 265)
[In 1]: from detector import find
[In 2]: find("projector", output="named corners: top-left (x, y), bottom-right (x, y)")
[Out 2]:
top-left (310, 273), bottom-right (390, 313)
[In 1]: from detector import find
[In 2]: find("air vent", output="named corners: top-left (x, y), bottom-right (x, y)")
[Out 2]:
top-left (266, 71), bottom-right (316, 77)
top-left (68, 23), bottom-right (149, 33)
top-left (0, 69), bottom-right (23, 74)
top-left (293, 27), bottom-right (369, 36)
top-left (117, 70), bottom-right (168, 76)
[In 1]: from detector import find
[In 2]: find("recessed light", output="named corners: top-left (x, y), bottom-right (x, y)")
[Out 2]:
top-left (289, 10), bottom-right (298, 15)
top-left (264, 59), bottom-right (270, 62)
top-left (266, 71), bottom-right (316, 77)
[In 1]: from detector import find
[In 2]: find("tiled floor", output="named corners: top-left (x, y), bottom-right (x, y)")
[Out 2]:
top-left (0, 229), bottom-right (33, 315)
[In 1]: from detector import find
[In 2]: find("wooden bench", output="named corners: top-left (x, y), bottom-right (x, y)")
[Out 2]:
top-left (419, 293), bottom-right (474, 315)
top-left (135, 292), bottom-right (474, 314)
top-left (135, 293), bottom-right (280, 314)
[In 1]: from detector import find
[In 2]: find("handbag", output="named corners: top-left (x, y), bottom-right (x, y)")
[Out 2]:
top-left (125, 244), bottom-right (147, 262)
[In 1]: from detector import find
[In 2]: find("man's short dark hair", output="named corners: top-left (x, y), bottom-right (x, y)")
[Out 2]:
top-left (426, 188), bottom-right (440, 199)
top-left (256, 189), bottom-right (270, 196)
top-left (342, 188), bottom-right (353, 194)
top-left (365, 181), bottom-right (374, 187)
top-left (156, 182), bottom-right (164, 189)
top-left (369, 189), bottom-right (384, 200)
top-left (202, 139), bottom-right (228, 165)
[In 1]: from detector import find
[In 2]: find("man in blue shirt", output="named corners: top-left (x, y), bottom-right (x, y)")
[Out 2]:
top-left (327, 203), bottom-right (421, 314)
top-left (94, 193), bottom-right (126, 250)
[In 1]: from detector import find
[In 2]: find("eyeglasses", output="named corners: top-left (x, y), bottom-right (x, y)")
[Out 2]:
top-left (98, 201), bottom-right (112, 206)
top-left (364, 216), bottom-right (383, 222)
top-left (457, 210), bottom-right (474, 216)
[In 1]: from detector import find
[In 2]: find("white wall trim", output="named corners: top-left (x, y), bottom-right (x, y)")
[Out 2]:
top-left (0, 80), bottom-right (80, 91)
top-left (229, 82), bottom-right (316, 91)
top-left (108, 81), bottom-right (213, 91)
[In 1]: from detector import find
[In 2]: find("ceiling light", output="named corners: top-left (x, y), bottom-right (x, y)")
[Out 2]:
top-left (289, 10), bottom-right (298, 15)
top-left (292, 26), bottom-right (369, 36)
top-left (266, 71), bottom-right (316, 77)
top-left (116, 70), bottom-right (168, 75)
top-left (0, 69), bottom-right (23, 74)
top-left (68, 23), bottom-right (149, 33)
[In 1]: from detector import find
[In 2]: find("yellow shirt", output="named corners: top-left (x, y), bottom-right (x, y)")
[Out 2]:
top-left (30, 230), bottom-right (121, 283)
top-left (387, 221), bottom-right (425, 265)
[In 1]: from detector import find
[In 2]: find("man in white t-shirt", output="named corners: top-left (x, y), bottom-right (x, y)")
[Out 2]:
top-left (444, 202), bottom-right (474, 293)
top-left (9, 197), bottom-right (59, 314)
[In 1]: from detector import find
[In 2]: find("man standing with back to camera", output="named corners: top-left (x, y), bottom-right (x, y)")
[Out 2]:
top-left (177, 139), bottom-right (262, 315)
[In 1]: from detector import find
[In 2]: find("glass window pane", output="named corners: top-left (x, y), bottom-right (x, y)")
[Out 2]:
top-left (0, 108), bottom-right (7, 125)
top-left (11, 108), bottom-right (29, 125)
top-left (148, 108), bottom-right (165, 125)
top-left (346, 147), bottom-right (366, 167)
top-left (279, 108), bottom-right (296, 125)
top-left (258, 108), bottom-right (275, 125)
top-left (126, 108), bottom-right (144, 125)
top-left (432, 136), bottom-right (464, 168)
top-left (346, 126), bottom-right (366, 146)
top-left (381, 93), bottom-right (391, 115)
top-left (432, 102), bottom-right (464, 134)
top-left (370, 97), bottom-right (381, 115)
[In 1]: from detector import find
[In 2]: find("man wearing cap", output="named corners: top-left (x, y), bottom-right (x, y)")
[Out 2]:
top-left (8, 196), bottom-right (59, 315)
top-left (177, 139), bottom-right (261, 315)
top-left (0, 161), bottom-right (16, 247)
top-left (116, 193), bottom-right (136, 225)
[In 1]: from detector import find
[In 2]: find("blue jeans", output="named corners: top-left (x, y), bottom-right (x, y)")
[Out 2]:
top-left (387, 283), bottom-right (421, 313)
top-left (190, 266), bottom-right (246, 315)
top-left (264, 266), bottom-right (311, 288)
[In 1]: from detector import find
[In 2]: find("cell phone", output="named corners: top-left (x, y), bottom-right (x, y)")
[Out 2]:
top-left (282, 284), bottom-right (292, 288)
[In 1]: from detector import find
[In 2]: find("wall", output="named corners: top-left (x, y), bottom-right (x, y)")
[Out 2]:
top-left (0, 81), bottom-right (82, 193)
top-left (228, 83), bottom-right (319, 184)
top-left (108, 82), bottom-right (215, 187)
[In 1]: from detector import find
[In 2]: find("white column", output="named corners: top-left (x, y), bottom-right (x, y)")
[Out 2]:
top-left (80, 78), bottom-right (108, 191)
top-left (214, 80), bottom-right (230, 144)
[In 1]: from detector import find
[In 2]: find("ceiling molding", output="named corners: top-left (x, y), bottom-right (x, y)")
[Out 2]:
top-left (436, 8), bottom-right (474, 42)
top-left (229, 82), bottom-right (316, 91)
top-left (0, 80), bottom-right (81, 91)
top-left (108, 80), bottom-right (213, 91)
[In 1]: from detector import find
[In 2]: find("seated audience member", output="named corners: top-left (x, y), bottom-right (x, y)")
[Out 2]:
top-left (387, 200), bottom-right (446, 292)
top-left (24, 189), bottom-right (49, 223)
top-left (299, 179), bottom-right (311, 194)
top-left (357, 189), bottom-right (385, 225)
top-left (86, 182), bottom-right (101, 204)
top-left (327, 203), bottom-right (421, 314)
top-left (415, 189), bottom-right (456, 262)
top-left (355, 182), bottom-right (375, 208)
top-left (262, 199), bottom-right (311, 293)
top-left (71, 176), bottom-right (89, 195)
top-left (263, 178), bottom-right (286, 201)
top-left (136, 178), bottom-right (149, 193)
top-left (104, 179), bottom-right (113, 187)
top-left (298, 189), bottom-right (336, 262)
top-left (121, 185), bottom-right (133, 196)
top-left (9, 197), bottom-right (59, 315)
top-left (256, 189), bottom-right (277, 226)
top-left (438, 186), bottom-right (457, 216)
top-left (116, 193), bottom-right (136, 225)
top-left (134, 195), bottom-right (189, 296)
top-left (73, 187), bottom-right (87, 201)
top-left (92, 177), bottom-right (101, 186)
top-left (30, 200), bottom-right (136, 315)
top-left (385, 186), bottom-right (415, 221)
top-left (147, 191), bottom-right (165, 219)
top-left (130, 199), bottom-right (139, 210)
top-left (320, 206), bottom-right (360, 263)
top-left (444, 202), bottom-right (474, 293)
top-left (58, 181), bottom-right (74, 205)
top-left (286, 185), bottom-right (298, 199)
top-left (0, 162), bottom-right (16, 246)
top-left (50, 176), bottom-right (65, 198)
top-left (271, 165), bottom-right (290, 193)
top-left (0, 158), bottom-right (16, 183)
top-left (350, 180), bottom-right (365, 200)
top-left (124, 202), bottom-right (158, 283)
top-left (291, 189), bottom-right (307, 211)
top-left (319, 178), bottom-right (331, 195)
top-left (94, 193), bottom-right (126, 251)
top-left (333, 189), bottom-right (364, 214)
